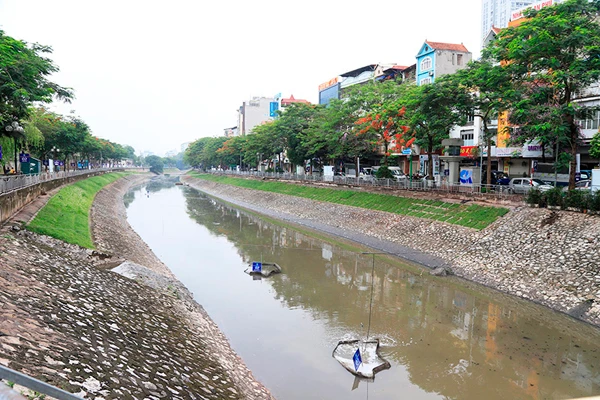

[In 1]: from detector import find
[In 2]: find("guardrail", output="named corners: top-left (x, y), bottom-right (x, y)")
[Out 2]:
top-left (0, 168), bottom-right (119, 195)
top-left (207, 170), bottom-right (520, 201)
top-left (0, 365), bottom-right (82, 399)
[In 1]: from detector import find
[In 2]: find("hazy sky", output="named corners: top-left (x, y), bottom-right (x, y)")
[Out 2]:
top-left (0, 0), bottom-right (482, 156)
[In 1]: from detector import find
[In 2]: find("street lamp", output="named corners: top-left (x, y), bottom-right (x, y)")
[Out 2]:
top-left (51, 146), bottom-right (60, 172)
top-left (5, 122), bottom-right (24, 172)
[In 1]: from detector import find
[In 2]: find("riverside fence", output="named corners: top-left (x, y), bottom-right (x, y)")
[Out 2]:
top-left (208, 170), bottom-right (520, 201)
top-left (0, 168), bottom-right (119, 195)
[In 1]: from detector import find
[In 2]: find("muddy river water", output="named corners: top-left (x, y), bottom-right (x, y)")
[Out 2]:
top-left (125, 181), bottom-right (600, 400)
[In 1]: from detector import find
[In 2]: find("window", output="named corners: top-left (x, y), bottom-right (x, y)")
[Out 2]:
top-left (457, 54), bottom-right (463, 66)
top-left (576, 110), bottom-right (600, 130)
top-left (420, 77), bottom-right (431, 85)
top-left (461, 129), bottom-right (474, 146)
top-left (420, 57), bottom-right (432, 71)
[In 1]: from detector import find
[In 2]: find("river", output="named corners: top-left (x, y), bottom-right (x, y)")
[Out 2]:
top-left (125, 179), bottom-right (600, 400)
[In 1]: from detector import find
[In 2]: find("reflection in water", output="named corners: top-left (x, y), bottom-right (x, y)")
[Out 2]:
top-left (126, 184), bottom-right (600, 400)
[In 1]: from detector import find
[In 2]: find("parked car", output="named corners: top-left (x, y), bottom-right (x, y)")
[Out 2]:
top-left (508, 177), bottom-right (554, 194)
top-left (562, 179), bottom-right (592, 192)
top-left (482, 170), bottom-right (510, 186)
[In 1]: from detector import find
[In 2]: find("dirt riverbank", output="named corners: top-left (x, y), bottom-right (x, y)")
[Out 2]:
top-left (182, 175), bottom-right (600, 327)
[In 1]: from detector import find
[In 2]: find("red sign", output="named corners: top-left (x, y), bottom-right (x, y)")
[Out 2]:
top-left (460, 146), bottom-right (477, 157)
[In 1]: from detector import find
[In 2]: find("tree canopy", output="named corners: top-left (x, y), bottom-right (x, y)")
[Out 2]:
top-left (487, 0), bottom-right (600, 188)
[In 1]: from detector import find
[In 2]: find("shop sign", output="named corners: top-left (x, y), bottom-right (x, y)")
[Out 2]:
top-left (496, 147), bottom-right (522, 157)
top-left (460, 146), bottom-right (477, 157)
top-left (522, 143), bottom-right (552, 158)
top-left (512, 0), bottom-right (553, 20)
top-left (318, 77), bottom-right (339, 92)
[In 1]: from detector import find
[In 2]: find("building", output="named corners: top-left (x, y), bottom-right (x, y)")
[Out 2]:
top-left (481, 0), bottom-right (535, 45)
top-left (223, 127), bottom-right (238, 137)
top-left (415, 41), bottom-right (472, 86)
top-left (317, 63), bottom-right (415, 106)
top-left (236, 97), bottom-right (275, 135)
top-left (280, 95), bottom-right (310, 109)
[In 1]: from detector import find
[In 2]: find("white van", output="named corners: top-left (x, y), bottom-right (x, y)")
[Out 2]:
top-left (388, 166), bottom-right (407, 181)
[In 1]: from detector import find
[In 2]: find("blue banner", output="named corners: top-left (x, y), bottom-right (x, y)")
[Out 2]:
top-left (353, 348), bottom-right (362, 371)
top-left (19, 153), bottom-right (30, 163)
top-left (252, 262), bottom-right (262, 272)
top-left (269, 102), bottom-right (279, 118)
top-left (0, 145), bottom-right (2, 161)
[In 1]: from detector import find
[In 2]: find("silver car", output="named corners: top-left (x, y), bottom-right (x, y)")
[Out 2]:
top-left (508, 178), bottom-right (554, 194)
top-left (562, 179), bottom-right (592, 192)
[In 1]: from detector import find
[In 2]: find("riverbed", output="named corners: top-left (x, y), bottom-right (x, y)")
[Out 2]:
top-left (125, 180), bottom-right (600, 400)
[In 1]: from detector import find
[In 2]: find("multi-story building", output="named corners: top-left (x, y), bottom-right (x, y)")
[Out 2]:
top-left (481, 0), bottom-right (535, 45)
top-left (317, 64), bottom-right (415, 106)
top-left (415, 41), bottom-right (472, 86)
top-left (236, 97), bottom-right (275, 135)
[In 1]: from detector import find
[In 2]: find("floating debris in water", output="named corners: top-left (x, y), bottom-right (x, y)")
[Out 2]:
top-left (244, 262), bottom-right (282, 277)
top-left (332, 339), bottom-right (390, 379)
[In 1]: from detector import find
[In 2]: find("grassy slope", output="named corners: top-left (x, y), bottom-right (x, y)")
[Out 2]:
top-left (28, 172), bottom-right (129, 248)
top-left (190, 172), bottom-right (509, 230)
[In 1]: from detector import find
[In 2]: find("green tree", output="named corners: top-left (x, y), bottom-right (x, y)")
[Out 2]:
top-left (0, 30), bottom-right (72, 165)
top-left (145, 155), bottom-right (164, 174)
top-left (487, 0), bottom-right (600, 189)
top-left (450, 60), bottom-right (515, 186)
top-left (402, 80), bottom-right (468, 183)
top-left (590, 130), bottom-right (600, 165)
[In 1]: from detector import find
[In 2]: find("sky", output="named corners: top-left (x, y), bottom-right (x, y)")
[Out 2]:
top-left (0, 0), bottom-right (482, 156)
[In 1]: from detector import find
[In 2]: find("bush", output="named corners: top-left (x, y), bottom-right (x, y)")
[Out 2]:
top-left (544, 187), bottom-right (564, 208)
top-left (563, 189), bottom-right (590, 211)
top-left (525, 188), bottom-right (543, 206)
top-left (589, 191), bottom-right (600, 212)
top-left (375, 165), bottom-right (394, 179)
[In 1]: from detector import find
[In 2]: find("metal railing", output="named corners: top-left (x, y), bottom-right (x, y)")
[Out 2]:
top-left (0, 168), bottom-right (120, 195)
top-left (207, 170), bottom-right (520, 201)
top-left (0, 365), bottom-right (82, 399)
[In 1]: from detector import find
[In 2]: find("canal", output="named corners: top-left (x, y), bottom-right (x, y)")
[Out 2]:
top-left (125, 180), bottom-right (600, 400)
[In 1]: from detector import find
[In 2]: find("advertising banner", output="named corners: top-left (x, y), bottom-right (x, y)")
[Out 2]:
top-left (496, 111), bottom-right (510, 148)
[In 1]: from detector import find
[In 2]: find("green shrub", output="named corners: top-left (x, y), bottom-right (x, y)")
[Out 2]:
top-left (375, 165), bottom-right (394, 179)
top-left (563, 189), bottom-right (590, 210)
top-left (525, 188), bottom-right (543, 205)
top-left (544, 187), bottom-right (564, 208)
top-left (589, 191), bottom-right (600, 212)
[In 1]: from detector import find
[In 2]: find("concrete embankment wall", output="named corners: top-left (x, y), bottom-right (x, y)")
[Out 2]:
top-left (182, 175), bottom-right (600, 326)
top-left (0, 170), bottom-right (121, 225)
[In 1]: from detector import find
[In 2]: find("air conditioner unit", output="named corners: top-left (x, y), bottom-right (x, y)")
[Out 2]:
top-left (428, 71), bottom-right (434, 76)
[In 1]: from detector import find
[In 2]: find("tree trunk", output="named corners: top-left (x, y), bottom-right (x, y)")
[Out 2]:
top-left (568, 119), bottom-right (578, 190)
top-left (354, 156), bottom-right (359, 178)
top-left (427, 136), bottom-right (434, 187)
top-left (486, 137), bottom-right (492, 188)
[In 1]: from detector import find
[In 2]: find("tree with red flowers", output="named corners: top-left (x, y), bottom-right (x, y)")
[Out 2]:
top-left (355, 101), bottom-right (414, 168)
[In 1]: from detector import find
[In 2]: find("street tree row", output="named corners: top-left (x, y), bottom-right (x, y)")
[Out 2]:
top-left (186, 0), bottom-right (600, 189)
top-left (0, 30), bottom-right (135, 171)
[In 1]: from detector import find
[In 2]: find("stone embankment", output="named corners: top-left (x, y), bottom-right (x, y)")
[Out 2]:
top-left (182, 175), bottom-right (600, 326)
top-left (0, 174), bottom-right (274, 399)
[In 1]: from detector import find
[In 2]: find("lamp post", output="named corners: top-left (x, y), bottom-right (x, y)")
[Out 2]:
top-left (51, 146), bottom-right (60, 172)
top-left (5, 122), bottom-right (24, 173)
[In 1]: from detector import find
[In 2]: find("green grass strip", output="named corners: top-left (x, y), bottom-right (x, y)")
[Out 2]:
top-left (28, 172), bottom-right (130, 248)
top-left (190, 172), bottom-right (509, 230)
